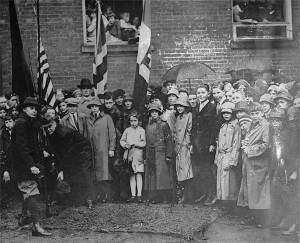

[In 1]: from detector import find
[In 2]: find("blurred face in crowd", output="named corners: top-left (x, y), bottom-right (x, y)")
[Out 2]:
top-left (188, 94), bottom-right (197, 108)
top-left (240, 121), bottom-right (251, 134)
top-left (232, 92), bottom-right (243, 104)
top-left (168, 94), bottom-right (177, 105)
top-left (236, 110), bottom-right (247, 119)
top-left (0, 109), bottom-right (6, 119)
top-left (104, 98), bottom-right (115, 110)
top-left (250, 110), bottom-right (263, 123)
top-left (8, 96), bottom-right (18, 107)
top-left (133, 17), bottom-right (140, 27)
top-left (261, 102), bottom-right (271, 114)
top-left (45, 121), bottom-right (57, 135)
top-left (168, 105), bottom-right (175, 111)
top-left (124, 100), bottom-right (133, 110)
top-left (91, 105), bottom-right (100, 114)
top-left (68, 105), bottom-right (78, 114)
top-left (23, 106), bottom-right (37, 118)
top-left (115, 96), bottom-right (124, 106)
top-left (46, 108), bottom-right (56, 119)
top-left (11, 107), bottom-right (19, 116)
top-left (81, 87), bottom-right (91, 97)
top-left (224, 82), bottom-right (233, 92)
top-left (73, 91), bottom-right (82, 99)
top-left (197, 87), bottom-right (209, 103)
top-left (179, 91), bottom-right (188, 100)
top-left (267, 85), bottom-right (277, 99)
top-left (212, 87), bottom-right (224, 103)
top-left (165, 82), bottom-right (177, 92)
top-left (176, 105), bottom-right (185, 114)
top-left (59, 101), bottom-right (68, 113)
top-left (226, 91), bottom-right (233, 102)
top-left (276, 98), bottom-right (290, 110)
top-left (5, 119), bottom-right (14, 130)
top-left (152, 98), bottom-right (162, 107)
top-left (0, 97), bottom-right (7, 108)
top-left (150, 110), bottom-right (159, 120)
top-left (130, 116), bottom-right (139, 128)
top-left (121, 12), bottom-right (130, 22)
top-left (222, 112), bottom-right (232, 121)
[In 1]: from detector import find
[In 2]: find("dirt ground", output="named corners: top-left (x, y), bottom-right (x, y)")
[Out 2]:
top-left (0, 202), bottom-right (221, 242)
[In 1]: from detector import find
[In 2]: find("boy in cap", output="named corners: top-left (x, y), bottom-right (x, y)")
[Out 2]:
top-left (11, 97), bottom-right (51, 236)
top-left (259, 93), bottom-right (275, 119)
top-left (60, 98), bottom-right (89, 138)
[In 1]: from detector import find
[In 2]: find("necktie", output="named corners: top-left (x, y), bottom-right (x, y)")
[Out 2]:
top-left (72, 114), bottom-right (79, 130)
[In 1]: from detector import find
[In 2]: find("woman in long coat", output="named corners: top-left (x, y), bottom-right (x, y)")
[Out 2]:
top-left (237, 103), bottom-right (271, 227)
top-left (145, 103), bottom-right (174, 202)
top-left (86, 99), bottom-right (116, 201)
top-left (191, 84), bottom-right (217, 204)
top-left (174, 98), bottom-right (193, 203)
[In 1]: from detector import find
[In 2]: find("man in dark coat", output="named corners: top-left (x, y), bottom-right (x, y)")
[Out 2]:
top-left (42, 115), bottom-right (93, 208)
top-left (11, 97), bottom-right (51, 236)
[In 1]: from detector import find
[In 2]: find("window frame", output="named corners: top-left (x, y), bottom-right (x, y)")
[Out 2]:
top-left (232, 0), bottom-right (293, 42)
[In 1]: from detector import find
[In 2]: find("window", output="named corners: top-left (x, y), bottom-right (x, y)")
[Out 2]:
top-left (232, 0), bottom-right (293, 42)
top-left (82, 0), bottom-right (143, 46)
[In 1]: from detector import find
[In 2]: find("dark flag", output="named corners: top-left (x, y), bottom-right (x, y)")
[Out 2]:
top-left (93, 1), bottom-right (108, 96)
top-left (9, 0), bottom-right (35, 102)
top-left (133, 0), bottom-right (151, 114)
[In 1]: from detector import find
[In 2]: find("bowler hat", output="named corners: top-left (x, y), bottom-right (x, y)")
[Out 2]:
top-left (221, 102), bottom-right (235, 113)
top-left (148, 103), bottom-right (162, 114)
top-left (77, 78), bottom-right (93, 89)
top-left (174, 98), bottom-right (190, 107)
top-left (87, 98), bottom-right (102, 109)
top-left (18, 97), bottom-right (41, 110)
top-left (259, 93), bottom-right (275, 106)
top-left (65, 98), bottom-right (79, 106)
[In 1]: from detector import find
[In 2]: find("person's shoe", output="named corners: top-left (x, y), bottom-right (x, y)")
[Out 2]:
top-left (32, 223), bottom-right (52, 237)
top-left (137, 196), bottom-right (143, 203)
top-left (18, 215), bottom-right (32, 227)
top-left (87, 200), bottom-right (93, 209)
top-left (126, 196), bottom-right (136, 203)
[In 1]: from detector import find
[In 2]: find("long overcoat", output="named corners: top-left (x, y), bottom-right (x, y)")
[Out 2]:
top-left (174, 112), bottom-right (193, 182)
top-left (145, 118), bottom-right (174, 191)
top-left (237, 120), bottom-right (271, 209)
top-left (214, 119), bottom-right (241, 200)
top-left (87, 112), bottom-right (116, 182)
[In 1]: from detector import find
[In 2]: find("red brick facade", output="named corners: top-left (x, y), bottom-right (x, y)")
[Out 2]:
top-left (1, 0), bottom-right (300, 95)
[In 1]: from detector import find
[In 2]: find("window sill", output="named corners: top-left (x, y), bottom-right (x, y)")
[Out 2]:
top-left (81, 43), bottom-right (138, 55)
top-left (230, 39), bottom-right (298, 49)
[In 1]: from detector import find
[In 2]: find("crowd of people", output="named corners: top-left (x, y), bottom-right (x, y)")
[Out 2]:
top-left (0, 76), bottom-right (299, 237)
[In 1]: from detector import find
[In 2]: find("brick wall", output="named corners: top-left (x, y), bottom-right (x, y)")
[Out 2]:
top-left (1, 0), bottom-right (300, 95)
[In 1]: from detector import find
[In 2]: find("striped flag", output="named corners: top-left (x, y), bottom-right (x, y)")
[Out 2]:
top-left (93, 2), bottom-right (108, 96)
top-left (133, 0), bottom-right (151, 114)
top-left (37, 41), bottom-right (56, 107)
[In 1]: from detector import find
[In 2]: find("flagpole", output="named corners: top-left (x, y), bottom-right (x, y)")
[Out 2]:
top-left (36, 0), bottom-right (41, 100)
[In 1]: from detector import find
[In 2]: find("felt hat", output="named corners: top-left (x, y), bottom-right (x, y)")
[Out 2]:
top-left (274, 91), bottom-right (293, 103)
top-left (86, 98), bottom-right (102, 109)
top-left (174, 98), bottom-right (190, 107)
top-left (269, 108), bottom-right (286, 120)
top-left (221, 102), bottom-right (235, 113)
top-left (77, 78), bottom-right (93, 89)
top-left (148, 103), bottom-right (162, 114)
top-left (113, 89), bottom-right (125, 99)
top-left (72, 89), bottom-right (82, 97)
top-left (238, 114), bottom-right (252, 124)
top-left (65, 97), bottom-right (79, 106)
top-left (234, 101), bottom-right (249, 112)
top-left (259, 93), bottom-right (275, 106)
top-left (18, 97), bottom-right (41, 110)
top-left (123, 94), bottom-right (133, 101)
top-left (167, 88), bottom-right (179, 97)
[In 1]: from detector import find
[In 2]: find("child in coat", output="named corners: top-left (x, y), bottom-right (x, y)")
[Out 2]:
top-left (120, 112), bottom-right (146, 203)
top-left (214, 102), bottom-right (241, 207)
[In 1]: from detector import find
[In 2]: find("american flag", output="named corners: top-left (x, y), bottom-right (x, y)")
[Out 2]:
top-left (93, 2), bottom-right (107, 95)
top-left (37, 41), bottom-right (56, 107)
